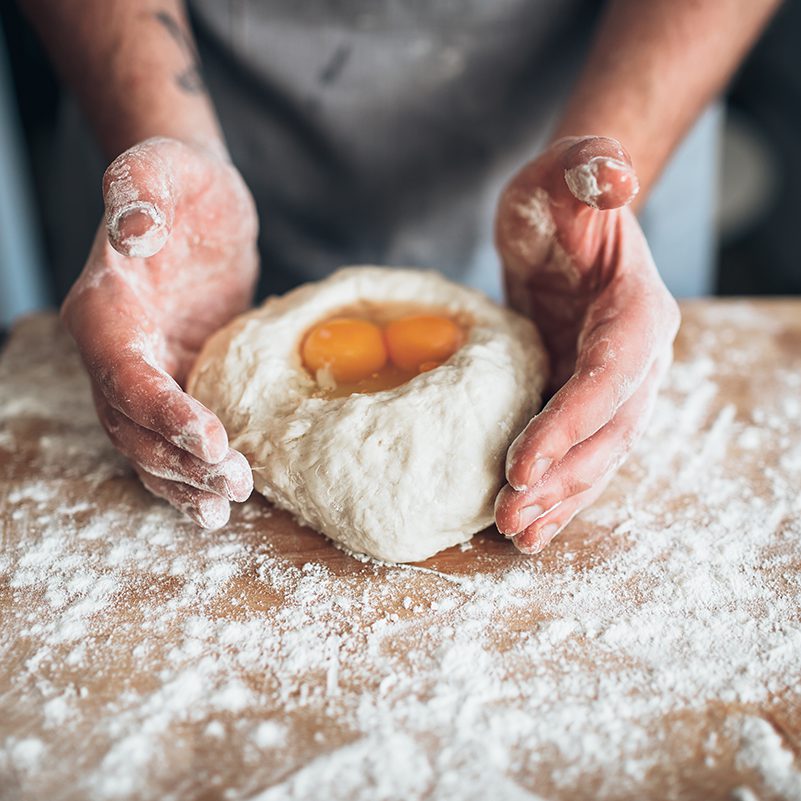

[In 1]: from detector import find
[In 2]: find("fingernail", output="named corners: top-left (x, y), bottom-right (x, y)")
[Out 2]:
top-left (109, 202), bottom-right (168, 258)
top-left (513, 531), bottom-right (543, 555)
top-left (527, 457), bottom-right (552, 486)
top-left (118, 204), bottom-right (158, 232)
top-left (517, 504), bottom-right (545, 532)
top-left (538, 523), bottom-right (561, 545)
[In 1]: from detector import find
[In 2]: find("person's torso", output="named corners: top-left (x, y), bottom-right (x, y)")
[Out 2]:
top-left (190, 0), bottom-right (597, 297)
top-left (46, 1), bottom-right (718, 302)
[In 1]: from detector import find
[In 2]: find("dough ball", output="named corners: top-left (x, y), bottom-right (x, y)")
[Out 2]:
top-left (188, 267), bottom-right (548, 562)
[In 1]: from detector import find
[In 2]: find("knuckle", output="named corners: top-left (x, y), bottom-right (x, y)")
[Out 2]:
top-left (559, 470), bottom-right (592, 498)
top-left (102, 152), bottom-right (135, 199)
top-left (563, 419), bottom-right (585, 449)
top-left (93, 361), bottom-right (118, 398)
top-left (555, 396), bottom-right (592, 446)
top-left (96, 357), bottom-right (132, 402)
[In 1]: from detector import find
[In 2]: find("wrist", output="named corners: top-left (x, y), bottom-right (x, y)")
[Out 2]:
top-left (93, 49), bottom-right (227, 160)
top-left (105, 112), bottom-right (228, 164)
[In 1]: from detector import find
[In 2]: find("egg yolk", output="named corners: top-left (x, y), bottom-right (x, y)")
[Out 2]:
top-left (301, 318), bottom-right (387, 383)
top-left (301, 309), bottom-right (467, 396)
top-left (384, 315), bottom-right (465, 372)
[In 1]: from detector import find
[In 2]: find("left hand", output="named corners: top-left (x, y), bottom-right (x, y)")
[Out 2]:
top-left (494, 135), bottom-right (680, 554)
top-left (61, 137), bottom-right (259, 528)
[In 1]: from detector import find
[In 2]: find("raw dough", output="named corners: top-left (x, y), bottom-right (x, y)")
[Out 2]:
top-left (188, 267), bottom-right (548, 562)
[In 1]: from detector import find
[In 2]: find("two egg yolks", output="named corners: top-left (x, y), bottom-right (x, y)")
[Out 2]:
top-left (301, 314), bottom-right (465, 394)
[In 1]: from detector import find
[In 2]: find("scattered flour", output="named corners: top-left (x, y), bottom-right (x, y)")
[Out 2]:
top-left (732, 716), bottom-right (801, 801)
top-left (253, 721), bottom-right (286, 750)
top-left (1, 309), bottom-right (800, 800)
top-left (1, 738), bottom-right (45, 774)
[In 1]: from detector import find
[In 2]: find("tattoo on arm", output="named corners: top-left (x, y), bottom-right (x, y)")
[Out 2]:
top-left (154, 11), bottom-right (206, 94)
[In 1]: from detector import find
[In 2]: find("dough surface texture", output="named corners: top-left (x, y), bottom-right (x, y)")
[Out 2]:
top-left (188, 267), bottom-right (548, 562)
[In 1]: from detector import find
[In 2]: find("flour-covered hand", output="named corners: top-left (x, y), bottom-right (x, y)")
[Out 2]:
top-left (494, 136), bottom-right (680, 553)
top-left (61, 137), bottom-right (258, 528)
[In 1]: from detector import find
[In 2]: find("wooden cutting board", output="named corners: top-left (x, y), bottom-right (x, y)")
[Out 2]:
top-left (1, 302), bottom-right (800, 801)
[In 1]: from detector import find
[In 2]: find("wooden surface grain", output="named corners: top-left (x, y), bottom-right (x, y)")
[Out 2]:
top-left (1, 301), bottom-right (800, 801)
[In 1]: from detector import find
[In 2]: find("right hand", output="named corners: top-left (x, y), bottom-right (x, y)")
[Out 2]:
top-left (493, 136), bottom-right (679, 554)
top-left (62, 136), bottom-right (259, 528)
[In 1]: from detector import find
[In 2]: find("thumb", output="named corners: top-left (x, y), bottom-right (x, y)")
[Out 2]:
top-left (557, 136), bottom-right (640, 211)
top-left (102, 139), bottom-right (178, 258)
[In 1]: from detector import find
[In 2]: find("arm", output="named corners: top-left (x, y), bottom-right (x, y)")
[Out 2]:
top-left (552, 0), bottom-right (781, 204)
top-left (20, 0), bottom-right (224, 158)
top-left (19, 0), bottom-right (259, 528)
top-left (495, 0), bottom-right (780, 552)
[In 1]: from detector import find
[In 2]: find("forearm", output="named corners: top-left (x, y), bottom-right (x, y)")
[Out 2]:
top-left (552, 0), bottom-right (781, 205)
top-left (20, 0), bottom-right (224, 159)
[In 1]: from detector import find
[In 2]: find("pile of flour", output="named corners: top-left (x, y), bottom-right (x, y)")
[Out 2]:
top-left (0, 307), bottom-right (800, 801)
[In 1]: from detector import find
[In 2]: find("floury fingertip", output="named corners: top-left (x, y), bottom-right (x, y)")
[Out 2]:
top-left (193, 496), bottom-right (231, 530)
top-left (107, 202), bottom-right (170, 258)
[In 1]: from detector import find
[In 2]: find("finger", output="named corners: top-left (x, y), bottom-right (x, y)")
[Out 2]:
top-left (100, 354), bottom-right (229, 463)
top-left (558, 136), bottom-right (639, 210)
top-left (103, 138), bottom-right (178, 258)
top-left (135, 466), bottom-right (231, 530)
top-left (497, 352), bottom-right (669, 536)
top-left (66, 301), bottom-right (229, 464)
top-left (62, 247), bottom-right (231, 463)
top-left (505, 277), bottom-right (678, 490)
top-left (512, 479), bottom-right (610, 555)
top-left (96, 393), bottom-right (252, 501)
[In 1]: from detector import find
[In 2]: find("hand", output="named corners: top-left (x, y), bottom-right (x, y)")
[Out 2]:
top-left (494, 136), bottom-right (680, 554)
top-left (62, 136), bottom-right (259, 528)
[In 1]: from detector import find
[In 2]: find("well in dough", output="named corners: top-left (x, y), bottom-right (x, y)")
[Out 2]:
top-left (188, 267), bottom-right (548, 562)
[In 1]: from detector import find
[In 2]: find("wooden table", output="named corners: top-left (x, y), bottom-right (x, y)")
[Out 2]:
top-left (1, 302), bottom-right (801, 801)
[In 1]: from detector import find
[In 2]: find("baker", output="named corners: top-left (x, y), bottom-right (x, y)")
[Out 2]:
top-left (20, 0), bottom-right (778, 555)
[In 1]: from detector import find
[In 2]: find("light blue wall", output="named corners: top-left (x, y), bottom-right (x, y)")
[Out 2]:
top-left (638, 104), bottom-right (722, 298)
top-left (0, 16), bottom-right (50, 327)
